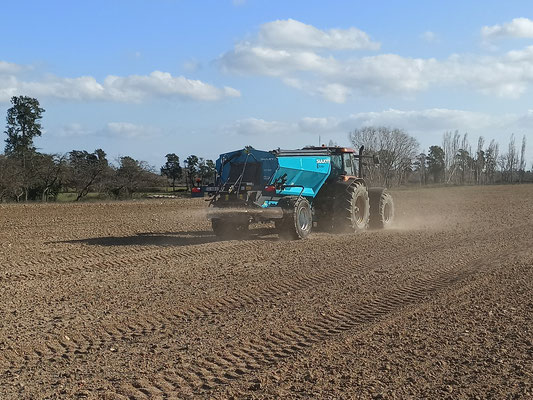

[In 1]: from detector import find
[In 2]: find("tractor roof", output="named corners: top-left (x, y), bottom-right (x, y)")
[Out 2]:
top-left (303, 146), bottom-right (357, 154)
top-left (272, 146), bottom-right (357, 157)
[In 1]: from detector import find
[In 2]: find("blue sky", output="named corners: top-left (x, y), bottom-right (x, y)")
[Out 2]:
top-left (1, 0), bottom-right (533, 166)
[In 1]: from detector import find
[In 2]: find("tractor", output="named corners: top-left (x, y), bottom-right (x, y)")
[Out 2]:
top-left (205, 145), bottom-right (394, 239)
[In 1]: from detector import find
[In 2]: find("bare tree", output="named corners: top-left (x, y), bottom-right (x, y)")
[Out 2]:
top-left (485, 140), bottom-right (499, 184)
top-left (519, 135), bottom-right (526, 183)
top-left (505, 134), bottom-right (518, 183)
top-left (106, 156), bottom-right (164, 198)
top-left (442, 130), bottom-right (462, 184)
top-left (0, 155), bottom-right (23, 201)
top-left (67, 149), bottom-right (110, 200)
top-left (475, 136), bottom-right (485, 185)
top-left (31, 153), bottom-right (67, 201)
top-left (349, 126), bottom-right (419, 186)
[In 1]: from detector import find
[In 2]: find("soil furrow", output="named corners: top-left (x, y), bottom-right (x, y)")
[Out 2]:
top-left (2, 187), bottom-right (532, 400)
top-left (6, 226), bottom-right (500, 373)
top-left (110, 248), bottom-right (507, 398)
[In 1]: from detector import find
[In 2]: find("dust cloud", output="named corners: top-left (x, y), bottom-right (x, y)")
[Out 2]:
top-left (390, 186), bottom-right (474, 231)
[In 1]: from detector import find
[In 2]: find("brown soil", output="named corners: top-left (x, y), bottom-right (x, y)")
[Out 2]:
top-left (0, 185), bottom-right (532, 399)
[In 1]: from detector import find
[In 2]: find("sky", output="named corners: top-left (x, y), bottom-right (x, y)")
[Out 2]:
top-left (1, 0), bottom-right (533, 167)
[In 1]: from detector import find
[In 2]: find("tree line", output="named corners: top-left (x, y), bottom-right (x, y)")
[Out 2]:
top-left (349, 127), bottom-right (531, 187)
top-left (0, 96), bottom-right (215, 202)
top-left (2, 95), bottom-right (531, 202)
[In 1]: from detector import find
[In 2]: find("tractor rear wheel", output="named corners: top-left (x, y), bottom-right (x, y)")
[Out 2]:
top-left (368, 187), bottom-right (394, 229)
top-left (333, 182), bottom-right (369, 232)
top-left (276, 197), bottom-right (313, 240)
top-left (212, 218), bottom-right (249, 239)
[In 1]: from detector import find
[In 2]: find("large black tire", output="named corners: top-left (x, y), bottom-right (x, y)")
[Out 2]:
top-left (368, 187), bottom-right (394, 229)
top-left (211, 218), bottom-right (249, 239)
top-left (333, 182), bottom-right (369, 232)
top-left (275, 197), bottom-right (313, 240)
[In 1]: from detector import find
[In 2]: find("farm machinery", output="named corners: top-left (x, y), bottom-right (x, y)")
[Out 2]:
top-left (205, 146), bottom-right (394, 239)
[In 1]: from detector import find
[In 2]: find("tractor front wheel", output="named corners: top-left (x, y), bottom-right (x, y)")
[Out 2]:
top-left (334, 182), bottom-right (369, 232)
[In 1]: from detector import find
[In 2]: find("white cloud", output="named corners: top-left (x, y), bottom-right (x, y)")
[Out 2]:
top-left (221, 46), bottom-right (439, 98)
top-left (0, 62), bottom-right (240, 103)
top-left (298, 117), bottom-right (340, 133)
top-left (220, 44), bottom-right (335, 77)
top-left (345, 54), bottom-right (435, 93)
top-left (0, 74), bottom-right (19, 100)
top-left (342, 108), bottom-right (500, 134)
top-left (219, 18), bottom-right (533, 102)
top-left (226, 117), bottom-right (296, 136)
top-left (225, 108), bottom-right (530, 140)
top-left (258, 19), bottom-right (380, 51)
top-left (223, 86), bottom-right (241, 97)
top-left (105, 122), bottom-right (161, 139)
top-left (0, 61), bottom-right (23, 74)
top-left (296, 109), bottom-right (496, 136)
top-left (54, 122), bottom-right (163, 140)
top-left (420, 31), bottom-right (437, 43)
top-left (60, 110), bottom-right (531, 146)
top-left (102, 71), bottom-right (240, 102)
top-left (56, 123), bottom-right (91, 137)
top-left (282, 77), bottom-right (304, 89)
top-left (17, 76), bottom-right (107, 101)
top-left (318, 83), bottom-right (350, 103)
top-left (482, 17), bottom-right (533, 40)
top-left (183, 58), bottom-right (202, 72)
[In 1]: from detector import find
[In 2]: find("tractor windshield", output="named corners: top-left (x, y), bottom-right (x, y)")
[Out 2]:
top-left (330, 155), bottom-right (343, 177)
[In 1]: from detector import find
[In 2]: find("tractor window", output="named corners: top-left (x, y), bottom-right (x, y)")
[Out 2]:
top-left (343, 153), bottom-right (355, 176)
top-left (330, 155), bottom-right (343, 176)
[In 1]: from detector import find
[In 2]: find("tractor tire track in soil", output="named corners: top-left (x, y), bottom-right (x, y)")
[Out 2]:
top-left (1, 186), bottom-right (532, 400)
top-left (5, 223), bottom-right (502, 373)
top-left (4, 222), bottom-right (527, 382)
top-left (112, 247), bottom-right (513, 399)
top-left (0, 240), bottom-right (264, 283)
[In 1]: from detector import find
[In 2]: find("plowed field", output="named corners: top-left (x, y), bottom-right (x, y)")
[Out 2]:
top-left (1, 185), bottom-right (532, 399)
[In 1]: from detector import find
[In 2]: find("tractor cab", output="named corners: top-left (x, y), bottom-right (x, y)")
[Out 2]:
top-left (304, 146), bottom-right (368, 180)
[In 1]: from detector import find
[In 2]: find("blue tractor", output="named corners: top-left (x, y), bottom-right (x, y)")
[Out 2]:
top-left (206, 145), bottom-right (394, 239)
